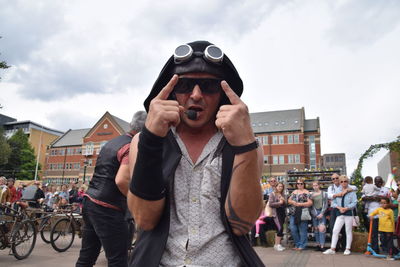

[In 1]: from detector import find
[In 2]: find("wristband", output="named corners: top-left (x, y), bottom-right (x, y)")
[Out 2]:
top-left (129, 126), bottom-right (166, 201)
top-left (231, 140), bottom-right (258, 155)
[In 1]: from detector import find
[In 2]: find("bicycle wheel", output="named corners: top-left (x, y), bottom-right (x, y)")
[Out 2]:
top-left (11, 220), bottom-right (37, 260)
top-left (50, 218), bottom-right (75, 252)
top-left (39, 217), bottom-right (52, 243)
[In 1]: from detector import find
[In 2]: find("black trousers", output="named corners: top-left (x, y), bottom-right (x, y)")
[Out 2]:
top-left (380, 232), bottom-right (395, 256)
top-left (76, 198), bottom-right (129, 267)
top-left (329, 208), bottom-right (346, 250)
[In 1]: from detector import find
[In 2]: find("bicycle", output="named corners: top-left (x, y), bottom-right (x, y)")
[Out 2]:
top-left (0, 203), bottom-right (37, 260)
top-left (33, 206), bottom-right (60, 244)
top-left (50, 205), bottom-right (83, 252)
top-left (14, 200), bottom-right (60, 244)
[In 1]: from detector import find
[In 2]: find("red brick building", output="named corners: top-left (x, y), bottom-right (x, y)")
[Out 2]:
top-left (43, 112), bottom-right (130, 185)
top-left (250, 107), bottom-right (321, 179)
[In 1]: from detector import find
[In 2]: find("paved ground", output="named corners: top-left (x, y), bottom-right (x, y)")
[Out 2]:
top-left (1, 238), bottom-right (399, 267)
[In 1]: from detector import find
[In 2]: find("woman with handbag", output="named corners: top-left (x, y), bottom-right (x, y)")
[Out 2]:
top-left (311, 181), bottom-right (328, 251)
top-left (288, 178), bottom-right (313, 251)
top-left (268, 182), bottom-right (286, 251)
top-left (323, 175), bottom-right (357, 256)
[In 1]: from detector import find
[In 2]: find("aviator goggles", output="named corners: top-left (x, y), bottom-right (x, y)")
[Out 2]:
top-left (174, 44), bottom-right (224, 64)
top-left (174, 78), bottom-right (222, 94)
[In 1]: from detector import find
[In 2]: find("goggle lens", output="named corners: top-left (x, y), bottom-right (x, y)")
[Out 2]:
top-left (174, 45), bottom-right (193, 62)
top-left (174, 78), bottom-right (222, 94)
top-left (174, 44), bottom-right (224, 64)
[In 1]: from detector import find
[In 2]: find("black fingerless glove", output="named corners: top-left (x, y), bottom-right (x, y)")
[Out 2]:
top-left (129, 126), bottom-right (166, 200)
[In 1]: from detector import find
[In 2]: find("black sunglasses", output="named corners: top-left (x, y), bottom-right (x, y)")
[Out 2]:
top-left (340, 181), bottom-right (348, 183)
top-left (297, 183), bottom-right (304, 185)
top-left (332, 177), bottom-right (339, 180)
top-left (174, 78), bottom-right (222, 94)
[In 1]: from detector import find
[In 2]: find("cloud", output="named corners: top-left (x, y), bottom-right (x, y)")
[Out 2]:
top-left (1, 0), bottom-right (291, 101)
top-left (0, 1), bottom-right (67, 63)
top-left (47, 109), bottom-right (96, 132)
top-left (327, 0), bottom-right (400, 48)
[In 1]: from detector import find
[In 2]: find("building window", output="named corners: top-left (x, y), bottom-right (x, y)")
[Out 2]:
top-left (261, 136), bottom-right (268, 145)
top-left (279, 155), bottom-right (285, 164)
top-left (288, 154), bottom-right (294, 164)
top-left (294, 134), bottom-right (300, 144)
top-left (273, 155), bottom-right (278, 165)
top-left (263, 156), bottom-right (268, 164)
top-left (88, 159), bottom-right (93, 166)
top-left (58, 163), bottom-right (63, 169)
top-left (85, 142), bottom-right (94, 155)
top-left (279, 135), bottom-right (284, 144)
top-left (272, 136), bottom-right (278, 144)
top-left (295, 154), bottom-right (300, 164)
top-left (76, 148), bottom-right (82, 154)
top-left (309, 135), bottom-right (316, 169)
top-left (288, 135), bottom-right (293, 144)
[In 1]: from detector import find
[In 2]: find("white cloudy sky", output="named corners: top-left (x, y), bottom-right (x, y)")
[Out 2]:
top-left (0, 0), bottom-right (399, 177)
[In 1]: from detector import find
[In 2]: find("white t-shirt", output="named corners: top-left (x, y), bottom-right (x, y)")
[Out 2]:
top-left (362, 183), bottom-right (380, 197)
top-left (367, 186), bottom-right (391, 217)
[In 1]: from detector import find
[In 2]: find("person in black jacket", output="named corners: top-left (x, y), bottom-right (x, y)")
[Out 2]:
top-left (127, 41), bottom-right (264, 267)
top-left (75, 110), bottom-right (146, 267)
top-left (68, 182), bottom-right (79, 204)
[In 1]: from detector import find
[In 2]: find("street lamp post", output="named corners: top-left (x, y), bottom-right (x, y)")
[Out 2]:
top-left (83, 160), bottom-right (88, 184)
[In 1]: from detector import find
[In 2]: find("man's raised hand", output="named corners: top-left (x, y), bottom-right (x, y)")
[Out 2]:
top-left (215, 81), bottom-right (255, 146)
top-left (145, 75), bottom-right (183, 137)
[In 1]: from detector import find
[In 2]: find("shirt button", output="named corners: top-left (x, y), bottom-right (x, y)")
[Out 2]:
top-left (185, 258), bottom-right (192, 264)
top-left (191, 228), bottom-right (197, 234)
top-left (192, 197), bottom-right (197, 203)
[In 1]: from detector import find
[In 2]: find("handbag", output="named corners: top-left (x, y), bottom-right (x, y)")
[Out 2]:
top-left (301, 208), bottom-right (311, 221)
top-left (264, 201), bottom-right (274, 217)
top-left (352, 216), bottom-right (360, 227)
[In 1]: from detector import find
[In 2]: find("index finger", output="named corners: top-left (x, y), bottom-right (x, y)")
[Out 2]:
top-left (221, 80), bottom-right (241, 105)
top-left (155, 74), bottom-right (178, 100)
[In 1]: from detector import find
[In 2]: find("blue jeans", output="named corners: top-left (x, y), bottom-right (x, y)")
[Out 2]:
top-left (312, 209), bottom-right (326, 246)
top-left (290, 215), bottom-right (308, 249)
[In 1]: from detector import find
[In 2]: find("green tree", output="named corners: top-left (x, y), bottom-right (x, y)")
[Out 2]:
top-left (0, 36), bottom-right (10, 78)
top-left (5, 129), bottom-right (39, 180)
top-left (0, 127), bottom-right (11, 168)
top-left (1, 36), bottom-right (10, 108)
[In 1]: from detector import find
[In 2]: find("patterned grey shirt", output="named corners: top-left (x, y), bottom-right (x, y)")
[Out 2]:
top-left (160, 129), bottom-right (241, 267)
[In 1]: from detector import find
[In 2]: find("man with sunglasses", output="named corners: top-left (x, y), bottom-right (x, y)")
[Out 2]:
top-left (327, 173), bottom-right (356, 251)
top-left (127, 41), bottom-right (264, 267)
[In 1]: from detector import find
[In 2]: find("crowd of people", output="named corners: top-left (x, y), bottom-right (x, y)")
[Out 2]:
top-left (255, 173), bottom-right (400, 260)
top-left (0, 177), bottom-right (86, 213)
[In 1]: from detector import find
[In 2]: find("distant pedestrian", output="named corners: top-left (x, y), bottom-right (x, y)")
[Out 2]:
top-left (288, 178), bottom-right (312, 251)
top-left (369, 197), bottom-right (397, 260)
top-left (7, 178), bottom-right (18, 203)
top-left (311, 181), bottom-right (328, 251)
top-left (268, 182), bottom-right (286, 251)
top-left (0, 176), bottom-right (11, 204)
top-left (323, 175), bottom-right (357, 256)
